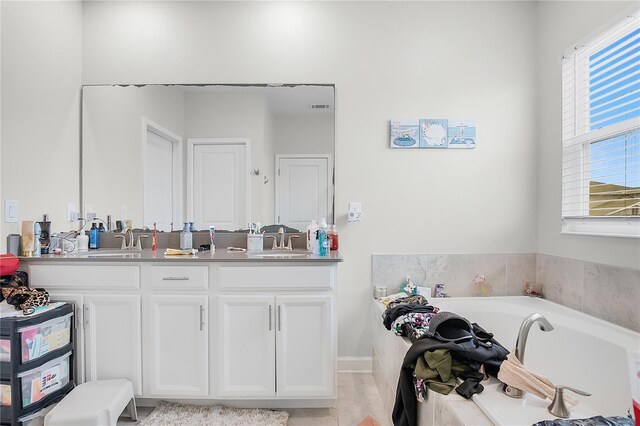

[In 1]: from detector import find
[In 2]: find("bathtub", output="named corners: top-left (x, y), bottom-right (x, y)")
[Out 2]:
top-left (372, 296), bottom-right (639, 425)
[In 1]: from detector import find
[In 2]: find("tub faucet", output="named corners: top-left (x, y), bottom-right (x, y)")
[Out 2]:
top-left (503, 313), bottom-right (554, 398)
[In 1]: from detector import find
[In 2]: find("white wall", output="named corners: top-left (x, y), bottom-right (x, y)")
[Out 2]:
top-left (1, 1), bottom-right (82, 251)
top-left (536, 1), bottom-right (640, 269)
top-left (82, 85), bottom-right (185, 226)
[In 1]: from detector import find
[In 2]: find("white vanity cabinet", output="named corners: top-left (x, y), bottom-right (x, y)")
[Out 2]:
top-left (142, 264), bottom-right (209, 397)
top-left (22, 256), bottom-right (339, 406)
top-left (26, 263), bottom-right (143, 394)
top-left (83, 294), bottom-right (142, 394)
top-left (215, 265), bottom-right (336, 400)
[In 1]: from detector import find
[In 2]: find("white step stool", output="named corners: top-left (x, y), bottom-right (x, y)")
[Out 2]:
top-left (44, 379), bottom-right (137, 426)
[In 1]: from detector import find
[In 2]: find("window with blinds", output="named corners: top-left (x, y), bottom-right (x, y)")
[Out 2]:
top-left (561, 11), bottom-right (640, 237)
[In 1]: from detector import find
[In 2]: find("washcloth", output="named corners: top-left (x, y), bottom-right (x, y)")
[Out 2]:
top-left (164, 248), bottom-right (197, 256)
top-left (497, 353), bottom-right (577, 405)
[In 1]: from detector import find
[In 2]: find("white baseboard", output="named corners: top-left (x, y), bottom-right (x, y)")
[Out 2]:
top-left (338, 356), bottom-right (372, 373)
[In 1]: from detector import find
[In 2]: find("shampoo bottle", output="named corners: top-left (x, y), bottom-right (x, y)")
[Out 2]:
top-left (89, 222), bottom-right (99, 249)
top-left (180, 223), bottom-right (192, 250)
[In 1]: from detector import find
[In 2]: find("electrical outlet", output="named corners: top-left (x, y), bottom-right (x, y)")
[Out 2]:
top-left (67, 203), bottom-right (79, 222)
top-left (348, 202), bottom-right (362, 223)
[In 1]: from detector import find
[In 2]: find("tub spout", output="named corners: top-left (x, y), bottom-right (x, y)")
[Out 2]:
top-left (502, 313), bottom-right (554, 399)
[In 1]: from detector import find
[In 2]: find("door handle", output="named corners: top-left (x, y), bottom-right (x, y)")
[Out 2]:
top-left (268, 305), bottom-right (272, 331)
top-left (277, 305), bottom-right (281, 331)
top-left (199, 305), bottom-right (204, 331)
top-left (162, 277), bottom-right (190, 281)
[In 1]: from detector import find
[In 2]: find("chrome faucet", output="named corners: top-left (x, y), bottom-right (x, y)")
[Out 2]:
top-left (266, 227), bottom-right (300, 250)
top-left (114, 228), bottom-right (138, 250)
top-left (503, 313), bottom-right (554, 398)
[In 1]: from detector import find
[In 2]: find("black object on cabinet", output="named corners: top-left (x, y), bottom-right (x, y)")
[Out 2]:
top-left (0, 304), bottom-right (75, 426)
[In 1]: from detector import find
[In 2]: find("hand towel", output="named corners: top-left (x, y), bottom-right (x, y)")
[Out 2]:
top-left (497, 353), bottom-right (577, 406)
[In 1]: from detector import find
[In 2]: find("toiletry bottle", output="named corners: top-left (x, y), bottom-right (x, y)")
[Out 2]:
top-left (209, 226), bottom-right (216, 252)
top-left (306, 219), bottom-right (317, 251)
top-left (189, 222), bottom-right (195, 232)
top-left (180, 222), bottom-right (192, 250)
top-left (308, 219), bottom-right (318, 254)
top-left (327, 224), bottom-right (338, 251)
top-left (98, 222), bottom-right (106, 233)
top-left (89, 222), bottom-right (99, 249)
top-left (318, 218), bottom-right (328, 256)
top-left (77, 230), bottom-right (89, 251)
top-left (33, 222), bottom-right (41, 257)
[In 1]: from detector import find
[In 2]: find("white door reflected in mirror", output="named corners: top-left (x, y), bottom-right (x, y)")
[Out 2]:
top-left (276, 155), bottom-right (332, 230)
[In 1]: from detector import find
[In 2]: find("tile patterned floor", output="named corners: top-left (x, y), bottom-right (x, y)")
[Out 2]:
top-left (117, 373), bottom-right (391, 426)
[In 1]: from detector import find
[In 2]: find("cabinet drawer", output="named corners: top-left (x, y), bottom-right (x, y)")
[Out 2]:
top-left (27, 264), bottom-right (140, 290)
top-left (150, 265), bottom-right (208, 290)
top-left (219, 266), bottom-right (334, 290)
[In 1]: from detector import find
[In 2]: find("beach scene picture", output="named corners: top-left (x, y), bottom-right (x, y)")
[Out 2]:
top-left (419, 119), bottom-right (448, 148)
top-left (447, 120), bottom-right (476, 148)
top-left (390, 120), bottom-right (419, 148)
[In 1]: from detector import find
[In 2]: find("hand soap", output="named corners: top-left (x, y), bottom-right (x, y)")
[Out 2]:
top-left (318, 217), bottom-right (328, 256)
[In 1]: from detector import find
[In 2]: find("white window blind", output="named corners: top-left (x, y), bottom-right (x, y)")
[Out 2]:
top-left (561, 11), bottom-right (640, 238)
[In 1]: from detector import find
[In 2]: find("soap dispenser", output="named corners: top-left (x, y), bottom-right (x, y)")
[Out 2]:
top-left (180, 222), bottom-right (192, 250)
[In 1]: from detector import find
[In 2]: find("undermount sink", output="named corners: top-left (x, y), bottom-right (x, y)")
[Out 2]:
top-left (248, 251), bottom-right (309, 258)
top-left (79, 251), bottom-right (141, 258)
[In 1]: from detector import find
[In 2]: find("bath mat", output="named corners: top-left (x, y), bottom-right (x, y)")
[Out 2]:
top-left (138, 401), bottom-right (289, 426)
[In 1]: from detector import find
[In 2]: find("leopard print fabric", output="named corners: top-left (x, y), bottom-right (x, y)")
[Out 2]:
top-left (1, 272), bottom-right (49, 315)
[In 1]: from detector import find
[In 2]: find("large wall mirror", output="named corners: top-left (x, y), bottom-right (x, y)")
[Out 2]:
top-left (82, 84), bottom-right (335, 232)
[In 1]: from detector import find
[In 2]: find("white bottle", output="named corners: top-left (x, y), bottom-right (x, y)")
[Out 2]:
top-left (306, 219), bottom-right (317, 251)
top-left (310, 220), bottom-right (319, 254)
top-left (180, 222), bottom-right (192, 250)
top-left (77, 230), bottom-right (89, 251)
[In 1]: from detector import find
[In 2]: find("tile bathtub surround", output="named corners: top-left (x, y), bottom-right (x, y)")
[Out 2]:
top-left (372, 253), bottom-right (536, 298)
top-left (538, 254), bottom-right (640, 332)
top-left (371, 253), bottom-right (640, 332)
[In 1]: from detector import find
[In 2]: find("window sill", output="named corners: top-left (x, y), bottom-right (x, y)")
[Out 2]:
top-left (561, 217), bottom-right (640, 239)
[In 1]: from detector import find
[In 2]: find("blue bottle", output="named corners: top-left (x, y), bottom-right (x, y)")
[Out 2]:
top-left (89, 222), bottom-right (100, 249)
top-left (318, 218), bottom-right (328, 256)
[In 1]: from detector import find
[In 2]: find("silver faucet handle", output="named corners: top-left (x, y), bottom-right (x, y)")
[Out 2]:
top-left (265, 235), bottom-right (277, 250)
top-left (114, 235), bottom-right (127, 250)
top-left (134, 234), bottom-right (149, 251)
top-left (548, 385), bottom-right (591, 418)
top-left (286, 235), bottom-right (300, 250)
top-left (277, 228), bottom-right (286, 249)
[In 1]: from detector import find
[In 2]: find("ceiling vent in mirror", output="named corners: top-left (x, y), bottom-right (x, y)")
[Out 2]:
top-left (310, 104), bottom-right (330, 109)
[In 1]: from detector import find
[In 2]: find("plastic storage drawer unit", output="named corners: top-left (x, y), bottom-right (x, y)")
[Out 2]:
top-left (0, 303), bottom-right (74, 426)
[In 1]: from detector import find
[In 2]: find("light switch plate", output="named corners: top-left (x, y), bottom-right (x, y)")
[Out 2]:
top-left (4, 200), bottom-right (18, 223)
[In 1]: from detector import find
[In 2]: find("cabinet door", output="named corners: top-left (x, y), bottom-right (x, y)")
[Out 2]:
top-left (144, 295), bottom-right (208, 397)
top-left (48, 292), bottom-right (85, 384)
top-left (276, 295), bottom-right (334, 398)
top-left (216, 295), bottom-right (275, 397)
top-left (84, 294), bottom-right (142, 395)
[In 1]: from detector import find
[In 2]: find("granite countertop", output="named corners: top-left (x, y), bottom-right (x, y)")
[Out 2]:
top-left (19, 249), bottom-right (343, 263)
